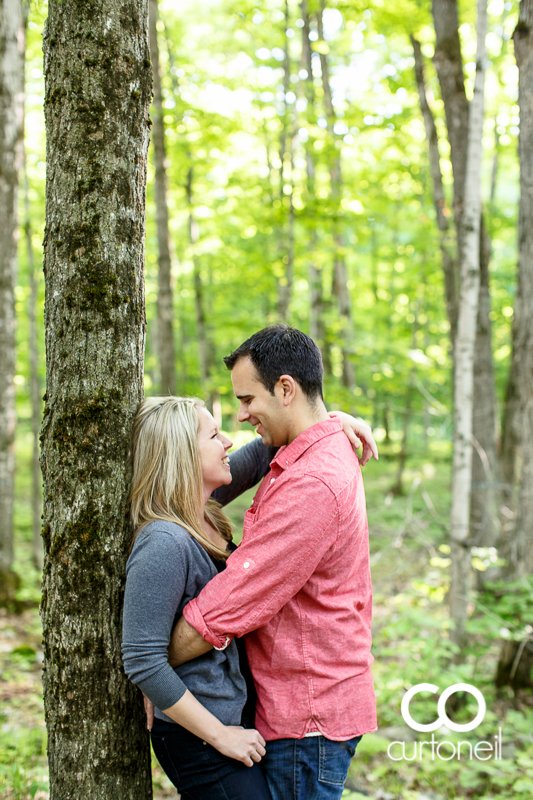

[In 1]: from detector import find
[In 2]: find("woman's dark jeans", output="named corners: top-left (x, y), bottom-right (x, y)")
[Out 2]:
top-left (150, 718), bottom-right (272, 800)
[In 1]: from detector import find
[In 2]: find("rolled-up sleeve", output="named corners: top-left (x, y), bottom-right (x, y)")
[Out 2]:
top-left (183, 474), bottom-right (338, 647)
top-left (122, 530), bottom-right (189, 711)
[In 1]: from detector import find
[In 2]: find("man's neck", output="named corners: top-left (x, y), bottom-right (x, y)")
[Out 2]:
top-left (286, 401), bottom-right (329, 444)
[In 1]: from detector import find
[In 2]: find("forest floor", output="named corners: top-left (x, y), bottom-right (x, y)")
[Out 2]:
top-left (2, 449), bottom-right (533, 799)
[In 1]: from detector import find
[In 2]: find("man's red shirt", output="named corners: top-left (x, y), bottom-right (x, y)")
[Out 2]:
top-left (183, 417), bottom-right (377, 741)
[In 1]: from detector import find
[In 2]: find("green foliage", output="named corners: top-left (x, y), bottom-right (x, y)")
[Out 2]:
top-left (0, 727), bottom-right (48, 800)
top-left (8, 0), bottom-right (526, 797)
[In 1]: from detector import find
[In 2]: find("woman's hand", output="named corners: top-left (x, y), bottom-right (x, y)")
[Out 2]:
top-left (211, 725), bottom-right (266, 767)
top-left (143, 693), bottom-right (154, 730)
top-left (162, 689), bottom-right (265, 766)
top-left (329, 411), bottom-right (379, 465)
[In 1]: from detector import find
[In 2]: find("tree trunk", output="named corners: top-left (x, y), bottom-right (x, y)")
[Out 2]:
top-left (507, 0), bottom-right (533, 576)
top-left (24, 159), bottom-right (44, 570)
top-left (277, 0), bottom-right (294, 323)
top-left (390, 308), bottom-right (418, 497)
top-left (300, 0), bottom-right (328, 365)
top-left (470, 215), bottom-right (499, 549)
top-left (448, 0), bottom-right (488, 651)
top-left (186, 166), bottom-right (214, 406)
top-left (317, 0), bottom-right (356, 392)
top-left (40, 1), bottom-right (152, 796)
top-left (149, 0), bottom-right (176, 396)
top-left (0, 0), bottom-right (24, 603)
top-left (411, 35), bottom-right (458, 343)
top-left (432, 0), bottom-right (469, 252)
top-left (21, 0), bottom-right (42, 572)
top-left (430, 3), bottom-right (499, 553)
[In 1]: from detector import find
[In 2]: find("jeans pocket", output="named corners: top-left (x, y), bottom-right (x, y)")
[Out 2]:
top-left (318, 736), bottom-right (362, 786)
top-left (150, 731), bottom-right (182, 789)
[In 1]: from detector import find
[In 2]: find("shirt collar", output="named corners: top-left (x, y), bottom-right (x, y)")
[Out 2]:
top-left (271, 417), bottom-right (343, 472)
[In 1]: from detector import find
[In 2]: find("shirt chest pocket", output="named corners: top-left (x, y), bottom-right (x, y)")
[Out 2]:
top-left (242, 506), bottom-right (257, 539)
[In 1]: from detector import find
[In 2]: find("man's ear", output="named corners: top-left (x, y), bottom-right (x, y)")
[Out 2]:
top-left (277, 374), bottom-right (297, 406)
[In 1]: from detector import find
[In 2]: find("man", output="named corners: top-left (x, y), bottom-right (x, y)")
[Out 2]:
top-left (169, 325), bottom-right (377, 799)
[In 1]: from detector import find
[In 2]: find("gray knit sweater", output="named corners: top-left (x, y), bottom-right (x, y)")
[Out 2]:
top-left (121, 437), bottom-right (276, 724)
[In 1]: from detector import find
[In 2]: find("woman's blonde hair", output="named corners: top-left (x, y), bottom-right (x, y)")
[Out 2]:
top-left (129, 396), bottom-right (232, 559)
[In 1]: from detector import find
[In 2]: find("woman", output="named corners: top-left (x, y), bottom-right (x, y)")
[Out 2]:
top-left (122, 396), bottom-right (376, 799)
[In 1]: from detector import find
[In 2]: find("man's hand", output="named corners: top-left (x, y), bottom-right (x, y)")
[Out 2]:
top-left (143, 693), bottom-right (154, 731)
top-left (329, 411), bottom-right (379, 465)
top-left (168, 616), bottom-right (212, 667)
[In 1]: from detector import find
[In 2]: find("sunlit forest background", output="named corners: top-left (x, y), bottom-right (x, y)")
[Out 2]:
top-left (2, 0), bottom-right (533, 798)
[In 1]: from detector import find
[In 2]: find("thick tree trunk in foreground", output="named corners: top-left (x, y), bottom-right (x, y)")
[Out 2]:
top-left (506, 0), bottom-right (533, 576)
top-left (449, 0), bottom-right (487, 650)
top-left (41, 1), bottom-right (152, 797)
top-left (0, 0), bottom-right (24, 602)
top-left (149, 0), bottom-right (176, 395)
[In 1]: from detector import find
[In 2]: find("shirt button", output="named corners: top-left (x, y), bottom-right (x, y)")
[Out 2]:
top-left (270, 478), bottom-right (275, 484)
top-left (243, 561), bottom-right (250, 568)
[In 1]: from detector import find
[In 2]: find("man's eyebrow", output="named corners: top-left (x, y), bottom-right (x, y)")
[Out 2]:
top-left (235, 393), bottom-right (253, 400)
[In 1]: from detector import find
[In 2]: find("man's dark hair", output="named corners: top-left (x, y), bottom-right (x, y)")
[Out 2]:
top-left (224, 325), bottom-right (324, 401)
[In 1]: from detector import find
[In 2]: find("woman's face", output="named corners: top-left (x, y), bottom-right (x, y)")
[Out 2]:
top-left (196, 406), bottom-right (233, 498)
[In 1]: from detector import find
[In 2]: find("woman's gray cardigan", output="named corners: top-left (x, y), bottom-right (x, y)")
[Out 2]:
top-left (121, 438), bottom-right (276, 724)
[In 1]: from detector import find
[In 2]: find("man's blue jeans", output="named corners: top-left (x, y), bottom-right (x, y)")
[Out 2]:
top-left (262, 734), bottom-right (362, 800)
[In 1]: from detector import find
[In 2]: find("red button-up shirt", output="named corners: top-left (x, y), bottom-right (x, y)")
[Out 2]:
top-left (183, 417), bottom-right (377, 741)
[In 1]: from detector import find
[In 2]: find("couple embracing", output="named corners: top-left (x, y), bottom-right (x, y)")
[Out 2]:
top-left (122, 324), bottom-right (378, 800)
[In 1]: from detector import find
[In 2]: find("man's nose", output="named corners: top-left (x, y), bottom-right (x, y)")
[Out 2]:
top-left (238, 404), bottom-right (249, 422)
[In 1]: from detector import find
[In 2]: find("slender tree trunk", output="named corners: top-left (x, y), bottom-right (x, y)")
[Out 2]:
top-left (506, 0), bottom-right (533, 576)
top-left (432, 0), bottom-right (469, 253)
top-left (0, 0), bottom-right (24, 602)
top-left (317, 0), bottom-right (356, 392)
top-left (411, 35), bottom-right (458, 342)
top-left (277, 0), bottom-right (294, 323)
top-left (432, 0), bottom-right (499, 593)
top-left (40, 1), bottom-right (152, 796)
top-left (470, 215), bottom-right (499, 548)
top-left (149, 0), bottom-right (176, 395)
top-left (390, 308), bottom-right (418, 496)
top-left (186, 166), bottom-right (213, 406)
top-left (448, 0), bottom-right (487, 650)
top-left (301, 0), bottom-right (328, 363)
top-left (500, 346), bottom-right (521, 513)
top-left (24, 160), bottom-right (43, 570)
top-left (21, 1), bottom-right (42, 571)
top-left (499, 1), bottom-right (533, 548)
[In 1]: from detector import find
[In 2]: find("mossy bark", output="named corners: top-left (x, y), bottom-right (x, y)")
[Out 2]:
top-left (40, 1), bottom-right (152, 797)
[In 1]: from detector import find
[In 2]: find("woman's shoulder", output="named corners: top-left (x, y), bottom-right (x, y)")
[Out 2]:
top-left (136, 519), bottom-right (192, 542)
top-left (130, 520), bottom-right (210, 563)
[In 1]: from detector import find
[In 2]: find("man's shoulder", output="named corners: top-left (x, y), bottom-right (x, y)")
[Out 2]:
top-left (300, 429), bottom-right (361, 494)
